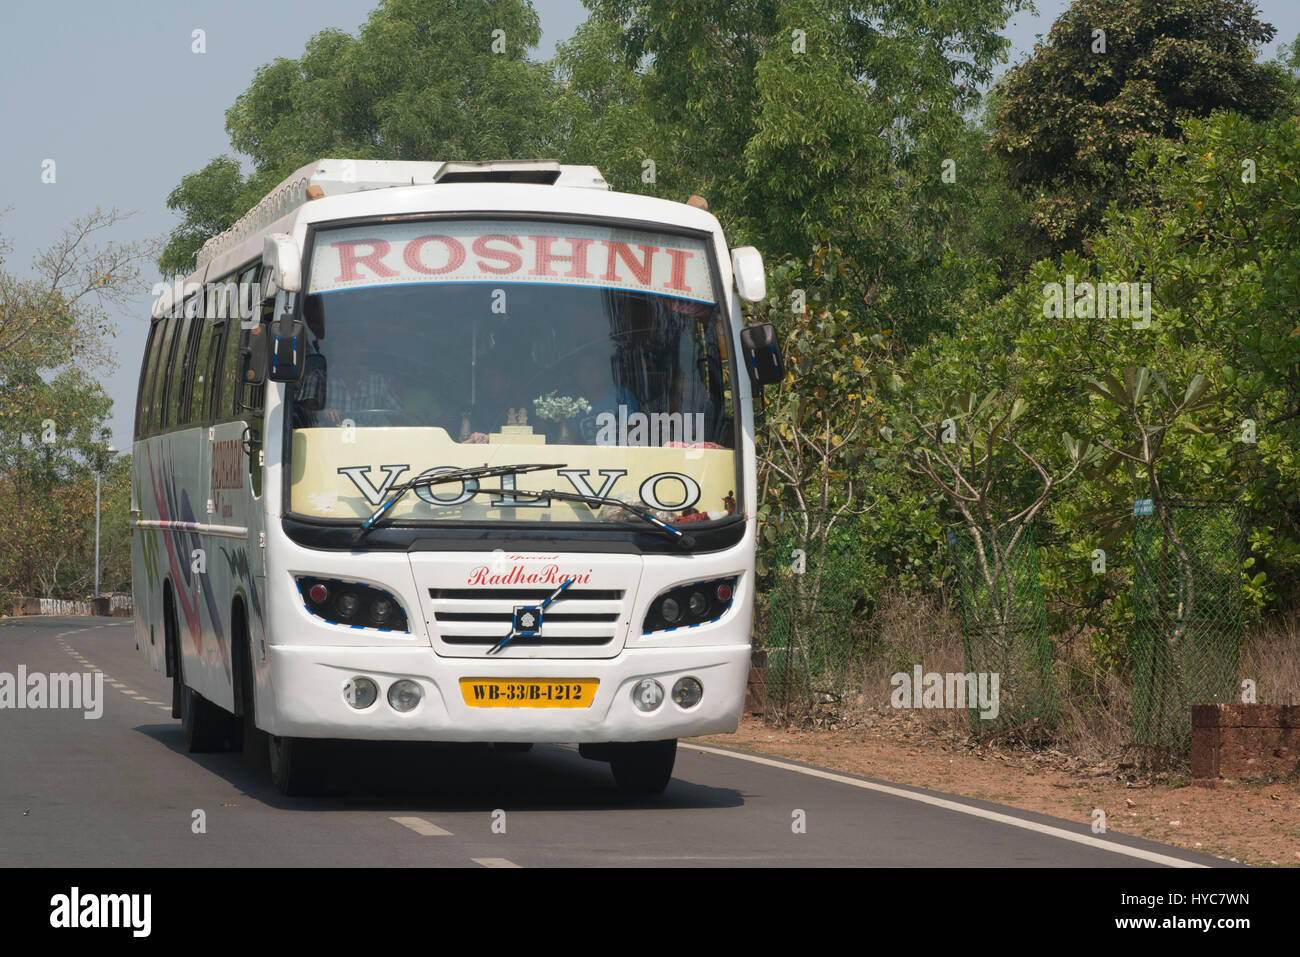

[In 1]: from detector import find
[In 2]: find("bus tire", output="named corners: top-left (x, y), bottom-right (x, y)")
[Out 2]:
top-left (236, 608), bottom-right (268, 773)
top-left (179, 649), bottom-right (234, 753)
top-left (268, 734), bottom-right (325, 796)
top-left (609, 739), bottom-right (676, 795)
top-left (169, 596), bottom-right (233, 753)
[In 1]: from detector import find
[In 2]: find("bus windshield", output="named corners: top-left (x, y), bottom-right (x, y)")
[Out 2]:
top-left (288, 218), bottom-right (739, 527)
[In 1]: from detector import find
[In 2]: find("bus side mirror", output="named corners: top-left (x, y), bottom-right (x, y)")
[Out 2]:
top-left (269, 305), bottom-right (306, 382)
top-left (740, 323), bottom-right (783, 387)
top-left (731, 246), bottom-right (766, 302)
top-left (263, 233), bottom-right (302, 297)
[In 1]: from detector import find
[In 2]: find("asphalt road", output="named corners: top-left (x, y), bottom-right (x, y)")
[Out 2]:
top-left (0, 616), bottom-right (1231, 867)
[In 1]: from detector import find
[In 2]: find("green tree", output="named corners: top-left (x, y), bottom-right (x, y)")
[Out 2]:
top-left (0, 211), bottom-right (148, 604)
top-left (989, 0), bottom-right (1286, 251)
top-left (589, 0), bottom-right (1025, 343)
top-left (159, 0), bottom-right (562, 276)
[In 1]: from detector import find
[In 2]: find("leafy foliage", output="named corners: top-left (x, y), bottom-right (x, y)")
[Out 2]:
top-left (989, 0), bottom-right (1286, 250)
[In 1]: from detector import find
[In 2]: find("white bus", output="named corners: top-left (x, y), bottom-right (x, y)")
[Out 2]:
top-left (131, 159), bottom-right (783, 795)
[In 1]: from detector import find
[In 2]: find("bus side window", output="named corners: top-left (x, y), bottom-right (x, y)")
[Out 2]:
top-left (220, 319), bottom-right (242, 420)
top-left (151, 317), bottom-right (180, 434)
top-left (230, 263), bottom-right (264, 417)
top-left (135, 321), bottom-right (161, 439)
top-left (164, 311), bottom-right (196, 430)
top-left (178, 309), bottom-right (208, 426)
top-left (204, 322), bottom-right (227, 422)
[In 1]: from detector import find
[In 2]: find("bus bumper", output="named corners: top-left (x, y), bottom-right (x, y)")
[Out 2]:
top-left (260, 643), bottom-right (751, 742)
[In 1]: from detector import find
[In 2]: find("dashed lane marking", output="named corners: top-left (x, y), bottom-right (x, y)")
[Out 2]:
top-left (472, 858), bottom-right (521, 868)
top-left (390, 816), bottom-right (453, 836)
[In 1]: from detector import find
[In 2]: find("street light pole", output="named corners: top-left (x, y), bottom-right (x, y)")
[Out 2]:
top-left (94, 444), bottom-right (119, 599)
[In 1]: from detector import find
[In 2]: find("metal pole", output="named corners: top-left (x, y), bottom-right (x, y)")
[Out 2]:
top-left (94, 469), bottom-right (101, 599)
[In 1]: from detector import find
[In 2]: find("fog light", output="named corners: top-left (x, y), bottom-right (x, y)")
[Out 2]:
top-left (343, 676), bottom-right (378, 709)
top-left (661, 597), bottom-right (681, 623)
top-left (688, 591), bottom-right (708, 616)
top-left (631, 678), bottom-right (664, 712)
top-left (388, 679), bottom-right (423, 712)
top-left (672, 677), bottom-right (703, 709)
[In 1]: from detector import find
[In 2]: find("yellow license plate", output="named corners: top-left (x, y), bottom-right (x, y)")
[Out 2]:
top-left (460, 678), bottom-right (598, 708)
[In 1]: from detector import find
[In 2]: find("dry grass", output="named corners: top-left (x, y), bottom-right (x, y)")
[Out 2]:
top-left (855, 586), bottom-right (969, 736)
top-left (1241, 611), bottom-right (1300, 706)
top-left (762, 585), bottom-right (1300, 771)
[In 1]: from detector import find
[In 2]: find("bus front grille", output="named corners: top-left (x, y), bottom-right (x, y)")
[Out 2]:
top-left (426, 587), bottom-right (627, 652)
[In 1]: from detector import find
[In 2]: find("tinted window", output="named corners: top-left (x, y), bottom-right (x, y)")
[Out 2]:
top-left (135, 321), bottom-right (161, 438)
top-left (163, 312), bottom-right (195, 430)
top-left (179, 312), bottom-right (210, 425)
top-left (201, 321), bottom-right (228, 422)
top-left (149, 317), bottom-right (180, 434)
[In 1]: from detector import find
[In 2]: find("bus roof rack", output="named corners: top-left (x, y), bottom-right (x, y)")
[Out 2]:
top-left (193, 158), bottom-right (608, 274)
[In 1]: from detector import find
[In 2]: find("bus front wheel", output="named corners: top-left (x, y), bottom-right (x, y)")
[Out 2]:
top-left (609, 739), bottom-right (676, 795)
top-left (268, 734), bottom-right (325, 796)
top-left (171, 602), bottom-right (234, 753)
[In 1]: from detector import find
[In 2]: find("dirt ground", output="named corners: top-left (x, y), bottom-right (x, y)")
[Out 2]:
top-left (693, 710), bottom-right (1300, 867)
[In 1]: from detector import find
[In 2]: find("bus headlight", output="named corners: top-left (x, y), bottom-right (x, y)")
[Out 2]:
top-left (388, 680), bottom-right (423, 713)
top-left (661, 597), bottom-right (682, 623)
top-left (642, 577), bottom-right (737, 633)
top-left (297, 576), bottom-right (409, 633)
top-left (337, 591), bottom-right (361, 618)
top-left (369, 598), bottom-right (395, 625)
top-left (632, 679), bottom-right (664, 712)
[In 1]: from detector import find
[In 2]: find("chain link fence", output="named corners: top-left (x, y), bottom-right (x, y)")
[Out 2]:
top-left (1131, 501), bottom-right (1243, 752)
top-left (948, 523), bottom-right (1057, 735)
top-left (756, 519), bottom-right (866, 721)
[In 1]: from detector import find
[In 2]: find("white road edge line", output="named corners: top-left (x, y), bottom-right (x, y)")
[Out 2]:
top-left (680, 743), bottom-right (1209, 869)
top-left (472, 858), bottom-right (520, 868)
top-left (390, 816), bottom-right (453, 837)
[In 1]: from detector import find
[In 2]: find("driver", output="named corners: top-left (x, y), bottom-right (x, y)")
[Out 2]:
top-left (323, 362), bottom-right (403, 425)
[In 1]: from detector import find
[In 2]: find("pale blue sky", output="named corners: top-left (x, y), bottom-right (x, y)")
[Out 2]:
top-left (1, 0), bottom-right (1295, 452)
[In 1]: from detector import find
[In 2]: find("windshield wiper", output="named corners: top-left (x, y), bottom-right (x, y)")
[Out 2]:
top-left (353, 463), bottom-right (565, 543)
top-left (470, 486), bottom-right (698, 548)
